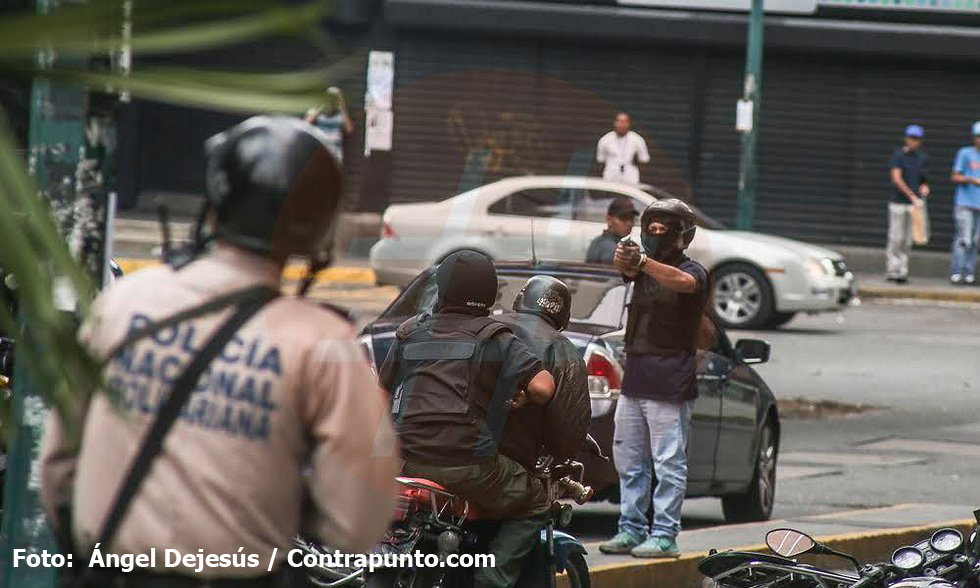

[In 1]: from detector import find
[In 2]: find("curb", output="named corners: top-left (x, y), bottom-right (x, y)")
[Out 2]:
top-left (573, 517), bottom-right (975, 588)
top-left (858, 285), bottom-right (980, 304)
top-left (114, 259), bottom-right (376, 285)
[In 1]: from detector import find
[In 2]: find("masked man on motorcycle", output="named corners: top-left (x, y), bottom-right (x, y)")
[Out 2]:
top-left (495, 275), bottom-right (591, 472)
top-left (491, 276), bottom-right (592, 584)
top-left (599, 198), bottom-right (710, 559)
top-left (40, 116), bottom-right (400, 587)
top-left (378, 250), bottom-right (556, 588)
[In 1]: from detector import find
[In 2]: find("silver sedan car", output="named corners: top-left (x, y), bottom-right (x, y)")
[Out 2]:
top-left (369, 176), bottom-right (855, 329)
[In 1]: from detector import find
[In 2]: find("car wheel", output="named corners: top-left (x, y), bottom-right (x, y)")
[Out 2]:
top-left (766, 311), bottom-right (797, 328)
top-left (721, 419), bottom-right (777, 523)
top-left (712, 263), bottom-right (775, 330)
top-left (564, 552), bottom-right (591, 588)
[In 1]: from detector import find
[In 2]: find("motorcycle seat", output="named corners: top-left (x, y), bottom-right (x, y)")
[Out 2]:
top-left (397, 476), bottom-right (449, 492)
top-left (394, 477), bottom-right (481, 520)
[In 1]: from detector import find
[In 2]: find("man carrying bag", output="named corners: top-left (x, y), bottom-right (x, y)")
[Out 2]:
top-left (40, 116), bottom-right (400, 588)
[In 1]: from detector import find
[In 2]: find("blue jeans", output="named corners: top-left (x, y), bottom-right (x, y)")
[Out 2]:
top-left (612, 395), bottom-right (693, 541)
top-left (950, 206), bottom-right (980, 278)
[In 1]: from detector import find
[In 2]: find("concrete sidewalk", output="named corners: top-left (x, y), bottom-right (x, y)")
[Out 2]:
top-left (857, 275), bottom-right (980, 304)
top-left (577, 503), bottom-right (976, 588)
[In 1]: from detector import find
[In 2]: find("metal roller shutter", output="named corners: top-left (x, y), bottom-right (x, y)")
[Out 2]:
top-left (133, 35), bottom-right (367, 209)
top-left (846, 56), bottom-right (978, 251)
top-left (392, 30), bottom-right (978, 251)
top-left (699, 49), bottom-right (978, 250)
top-left (538, 39), bottom-right (697, 201)
top-left (391, 34), bottom-right (541, 203)
top-left (390, 32), bottom-right (696, 205)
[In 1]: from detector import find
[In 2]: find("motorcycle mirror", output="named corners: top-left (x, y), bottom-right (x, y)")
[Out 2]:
top-left (766, 529), bottom-right (817, 558)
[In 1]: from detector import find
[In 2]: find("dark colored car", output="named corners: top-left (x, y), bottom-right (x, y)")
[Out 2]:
top-left (359, 261), bottom-right (780, 523)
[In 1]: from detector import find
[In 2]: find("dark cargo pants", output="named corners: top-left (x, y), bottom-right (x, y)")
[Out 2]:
top-left (402, 453), bottom-right (550, 588)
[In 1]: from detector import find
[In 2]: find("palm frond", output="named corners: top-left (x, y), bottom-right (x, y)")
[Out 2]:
top-left (0, 0), bottom-right (327, 57)
top-left (0, 0), bottom-right (350, 432)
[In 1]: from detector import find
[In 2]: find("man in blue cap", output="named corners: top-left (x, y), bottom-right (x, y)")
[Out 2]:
top-left (950, 121), bottom-right (980, 286)
top-left (885, 124), bottom-right (930, 284)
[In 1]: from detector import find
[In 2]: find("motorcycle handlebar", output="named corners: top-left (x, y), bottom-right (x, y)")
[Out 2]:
top-left (557, 476), bottom-right (594, 505)
top-left (848, 566), bottom-right (889, 588)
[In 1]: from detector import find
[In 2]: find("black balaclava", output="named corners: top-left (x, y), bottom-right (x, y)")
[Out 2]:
top-left (642, 215), bottom-right (691, 262)
top-left (434, 250), bottom-right (497, 316)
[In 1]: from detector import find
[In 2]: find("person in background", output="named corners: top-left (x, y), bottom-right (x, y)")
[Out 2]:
top-left (950, 121), bottom-right (980, 286)
top-left (305, 86), bottom-right (354, 165)
top-left (885, 125), bottom-right (929, 285)
top-left (586, 196), bottom-right (639, 264)
top-left (596, 112), bottom-right (650, 185)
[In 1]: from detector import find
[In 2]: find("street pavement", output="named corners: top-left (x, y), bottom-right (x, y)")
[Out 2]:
top-left (115, 251), bottom-right (980, 575)
top-left (291, 275), bottom-right (980, 548)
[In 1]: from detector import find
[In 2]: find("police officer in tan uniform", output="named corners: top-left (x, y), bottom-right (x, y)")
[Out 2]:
top-left (40, 116), bottom-right (399, 587)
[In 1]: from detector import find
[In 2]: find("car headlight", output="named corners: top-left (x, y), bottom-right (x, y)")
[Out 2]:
top-left (805, 257), bottom-right (835, 277)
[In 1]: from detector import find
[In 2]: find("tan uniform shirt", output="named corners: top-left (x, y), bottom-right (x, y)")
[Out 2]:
top-left (40, 246), bottom-right (399, 577)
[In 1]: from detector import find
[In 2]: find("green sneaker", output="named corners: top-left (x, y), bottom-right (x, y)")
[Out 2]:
top-left (631, 536), bottom-right (680, 558)
top-left (598, 531), bottom-right (643, 554)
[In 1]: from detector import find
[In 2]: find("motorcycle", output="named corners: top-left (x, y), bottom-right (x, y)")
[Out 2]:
top-left (699, 508), bottom-right (980, 588)
top-left (296, 436), bottom-right (605, 588)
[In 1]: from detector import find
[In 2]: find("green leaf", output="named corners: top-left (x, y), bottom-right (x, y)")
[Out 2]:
top-left (0, 0), bottom-right (329, 58)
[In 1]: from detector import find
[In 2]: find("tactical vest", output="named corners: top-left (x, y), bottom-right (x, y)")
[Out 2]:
top-left (624, 256), bottom-right (706, 355)
top-left (391, 312), bottom-right (511, 462)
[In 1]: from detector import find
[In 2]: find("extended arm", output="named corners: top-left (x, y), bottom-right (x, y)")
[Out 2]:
top-left (952, 171), bottom-right (980, 186)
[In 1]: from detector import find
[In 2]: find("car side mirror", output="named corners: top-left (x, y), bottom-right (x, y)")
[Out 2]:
top-left (735, 339), bottom-right (770, 364)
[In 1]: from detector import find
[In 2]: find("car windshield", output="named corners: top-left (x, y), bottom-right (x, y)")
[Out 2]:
top-left (380, 268), bottom-right (630, 330)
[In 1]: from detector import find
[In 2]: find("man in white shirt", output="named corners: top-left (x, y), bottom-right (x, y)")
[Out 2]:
top-left (597, 112), bottom-right (650, 185)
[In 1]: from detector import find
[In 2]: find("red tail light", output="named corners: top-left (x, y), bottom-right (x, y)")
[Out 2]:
top-left (381, 222), bottom-right (396, 239)
top-left (587, 352), bottom-right (621, 390)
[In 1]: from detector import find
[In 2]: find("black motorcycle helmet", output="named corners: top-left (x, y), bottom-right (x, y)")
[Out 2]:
top-left (435, 250), bottom-right (497, 315)
top-left (512, 275), bottom-right (572, 331)
top-left (639, 198), bottom-right (697, 259)
top-left (199, 115), bottom-right (343, 261)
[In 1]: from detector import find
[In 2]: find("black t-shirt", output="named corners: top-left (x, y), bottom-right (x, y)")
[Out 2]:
top-left (621, 259), bottom-right (709, 402)
top-left (888, 147), bottom-right (928, 204)
top-left (586, 230), bottom-right (620, 264)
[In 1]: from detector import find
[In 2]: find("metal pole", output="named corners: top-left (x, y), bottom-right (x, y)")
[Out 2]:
top-left (736, 0), bottom-right (764, 231)
top-left (0, 0), bottom-right (117, 584)
top-left (0, 0), bottom-right (86, 579)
